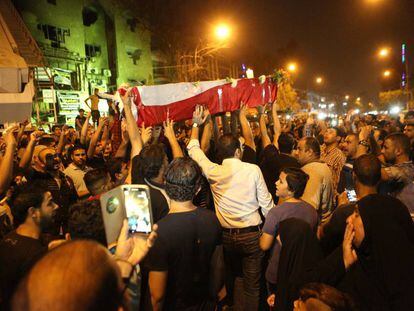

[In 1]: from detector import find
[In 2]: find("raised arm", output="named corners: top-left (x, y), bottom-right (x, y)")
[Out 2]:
top-left (87, 117), bottom-right (106, 159)
top-left (100, 119), bottom-right (110, 151)
top-left (239, 102), bottom-right (256, 151)
top-left (84, 96), bottom-right (91, 110)
top-left (258, 105), bottom-right (271, 149)
top-left (80, 112), bottom-right (91, 145)
top-left (121, 89), bottom-right (144, 158)
top-left (200, 109), bottom-right (213, 153)
top-left (0, 130), bottom-right (17, 194)
top-left (19, 131), bottom-right (44, 170)
top-left (163, 119), bottom-right (184, 158)
top-left (271, 101), bottom-right (281, 148)
top-left (56, 125), bottom-right (68, 155)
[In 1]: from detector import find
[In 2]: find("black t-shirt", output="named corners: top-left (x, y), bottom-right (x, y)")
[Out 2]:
top-left (146, 208), bottom-right (222, 310)
top-left (0, 231), bottom-right (47, 306)
top-left (260, 144), bottom-right (300, 203)
top-left (242, 145), bottom-right (257, 164)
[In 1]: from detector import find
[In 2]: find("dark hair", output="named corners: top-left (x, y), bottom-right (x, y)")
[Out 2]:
top-left (165, 157), bottom-right (201, 202)
top-left (281, 167), bottom-right (310, 198)
top-left (68, 144), bottom-right (86, 158)
top-left (132, 144), bottom-right (166, 182)
top-left (298, 283), bottom-right (355, 311)
top-left (332, 126), bottom-right (346, 138)
top-left (84, 169), bottom-right (110, 195)
top-left (107, 158), bottom-right (125, 181)
top-left (353, 154), bottom-right (381, 186)
top-left (216, 134), bottom-right (240, 161)
top-left (68, 200), bottom-right (107, 246)
top-left (38, 136), bottom-right (56, 147)
top-left (405, 110), bottom-right (414, 119)
top-left (51, 125), bottom-right (61, 132)
top-left (302, 137), bottom-right (321, 157)
top-left (79, 108), bottom-right (85, 113)
top-left (385, 132), bottom-right (411, 156)
top-left (278, 133), bottom-right (295, 154)
top-left (11, 183), bottom-right (48, 226)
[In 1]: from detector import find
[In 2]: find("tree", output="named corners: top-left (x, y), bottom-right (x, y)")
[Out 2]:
top-left (379, 89), bottom-right (411, 111)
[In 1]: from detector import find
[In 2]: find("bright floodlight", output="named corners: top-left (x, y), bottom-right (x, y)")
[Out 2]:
top-left (390, 106), bottom-right (401, 114)
top-left (215, 24), bottom-right (231, 40)
top-left (379, 48), bottom-right (390, 58)
top-left (354, 109), bottom-right (360, 114)
top-left (287, 63), bottom-right (297, 73)
top-left (316, 77), bottom-right (323, 84)
top-left (345, 95), bottom-right (350, 100)
top-left (318, 112), bottom-right (327, 120)
top-left (383, 70), bottom-right (391, 77)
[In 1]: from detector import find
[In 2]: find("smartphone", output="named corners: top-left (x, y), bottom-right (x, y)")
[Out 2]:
top-left (346, 189), bottom-right (358, 202)
top-left (100, 185), bottom-right (153, 245)
top-left (123, 186), bottom-right (152, 234)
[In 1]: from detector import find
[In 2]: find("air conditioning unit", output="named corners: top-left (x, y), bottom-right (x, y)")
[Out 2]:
top-left (103, 69), bottom-right (112, 77)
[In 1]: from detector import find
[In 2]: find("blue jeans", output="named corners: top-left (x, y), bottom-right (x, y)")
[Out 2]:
top-left (222, 230), bottom-right (264, 311)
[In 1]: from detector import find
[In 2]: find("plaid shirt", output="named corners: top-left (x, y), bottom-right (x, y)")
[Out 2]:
top-left (321, 145), bottom-right (346, 193)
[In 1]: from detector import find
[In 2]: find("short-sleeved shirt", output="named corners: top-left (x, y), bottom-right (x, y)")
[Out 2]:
top-left (0, 231), bottom-right (47, 306)
top-left (146, 208), bottom-right (222, 310)
top-left (262, 201), bottom-right (318, 284)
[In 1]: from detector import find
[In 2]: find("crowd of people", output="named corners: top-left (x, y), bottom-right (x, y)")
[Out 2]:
top-left (0, 89), bottom-right (413, 311)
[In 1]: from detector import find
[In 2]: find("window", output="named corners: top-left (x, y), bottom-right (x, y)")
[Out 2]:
top-left (37, 24), bottom-right (70, 48)
top-left (85, 44), bottom-right (101, 58)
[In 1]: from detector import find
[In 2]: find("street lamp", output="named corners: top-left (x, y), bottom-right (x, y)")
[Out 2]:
top-left (345, 95), bottom-right (350, 100)
top-left (214, 23), bottom-right (231, 41)
top-left (287, 62), bottom-right (297, 73)
top-left (383, 70), bottom-right (391, 78)
top-left (378, 47), bottom-right (390, 59)
top-left (316, 77), bottom-right (323, 84)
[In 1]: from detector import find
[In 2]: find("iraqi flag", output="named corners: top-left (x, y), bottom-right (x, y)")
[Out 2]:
top-left (122, 77), bottom-right (277, 126)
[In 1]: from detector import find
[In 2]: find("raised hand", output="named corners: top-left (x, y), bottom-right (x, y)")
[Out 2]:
top-left (140, 123), bottom-right (153, 145)
top-left (359, 125), bottom-right (372, 141)
top-left (30, 130), bottom-right (45, 142)
top-left (343, 220), bottom-right (358, 269)
top-left (239, 102), bottom-right (248, 117)
top-left (163, 119), bottom-right (176, 141)
top-left (192, 105), bottom-right (208, 126)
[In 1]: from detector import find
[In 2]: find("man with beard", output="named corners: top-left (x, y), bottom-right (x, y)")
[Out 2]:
top-left (28, 147), bottom-right (76, 235)
top-left (337, 133), bottom-right (358, 193)
top-left (0, 183), bottom-right (58, 308)
top-left (64, 145), bottom-right (92, 198)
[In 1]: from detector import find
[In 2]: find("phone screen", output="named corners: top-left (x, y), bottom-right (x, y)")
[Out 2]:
top-left (346, 189), bottom-right (358, 202)
top-left (123, 188), bottom-right (151, 233)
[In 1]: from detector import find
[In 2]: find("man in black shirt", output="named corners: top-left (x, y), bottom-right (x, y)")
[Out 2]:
top-left (75, 108), bottom-right (86, 132)
top-left (147, 158), bottom-right (222, 311)
top-left (0, 183), bottom-right (57, 308)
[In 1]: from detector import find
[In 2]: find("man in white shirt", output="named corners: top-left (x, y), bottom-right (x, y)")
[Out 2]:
top-left (187, 106), bottom-right (273, 311)
top-left (64, 145), bottom-right (91, 198)
top-left (297, 137), bottom-right (334, 224)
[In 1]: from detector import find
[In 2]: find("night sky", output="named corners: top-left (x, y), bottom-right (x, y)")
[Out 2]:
top-left (172, 0), bottom-right (414, 102)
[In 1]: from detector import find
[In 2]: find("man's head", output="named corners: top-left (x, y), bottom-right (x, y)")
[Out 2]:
top-left (353, 154), bottom-right (381, 189)
top-left (382, 133), bottom-right (411, 164)
top-left (94, 88), bottom-right (99, 95)
top-left (297, 137), bottom-right (321, 165)
top-left (68, 201), bottom-right (107, 246)
top-left (84, 169), bottom-right (113, 196)
top-left (131, 144), bottom-right (168, 183)
top-left (404, 124), bottom-right (414, 141)
top-left (107, 158), bottom-right (129, 186)
top-left (278, 133), bottom-right (295, 154)
top-left (165, 157), bottom-right (201, 202)
top-left (323, 127), bottom-right (344, 146)
top-left (216, 134), bottom-right (243, 162)
top-left (11, 183), bottom-right (58, 230)
top-left (342, 134), bottom-right (358, 160)
top-left (79, 108), bottom-right (85, 117)
top-left (33, 147), bottom-right (61, 173)
top-left (51, 125), bottom-right (61, 136)
top-left (12, 240), bottom-right (125, 311)
top-left (365, 114), bottom-right (376, 125)
top-left (70, 145), bottom-right (87, 169)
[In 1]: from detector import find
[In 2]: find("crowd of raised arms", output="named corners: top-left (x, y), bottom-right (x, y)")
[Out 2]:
top-left (0, 88), bottom-right (413, 311)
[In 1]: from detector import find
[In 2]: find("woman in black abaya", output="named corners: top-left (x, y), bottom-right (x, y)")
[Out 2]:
top-left (341, 197), bottom-right (414, 310)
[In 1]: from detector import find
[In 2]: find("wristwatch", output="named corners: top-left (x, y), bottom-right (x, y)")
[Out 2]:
top-left (192, 122), bottom-right (199, 128)
top-left (358, 140), bottom-right (370, 148)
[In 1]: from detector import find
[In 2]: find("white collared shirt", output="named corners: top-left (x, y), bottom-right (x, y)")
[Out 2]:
top-left (187, 139), bottom-right (274, 228)
top-left (63, 163), bottom-right (92, 196)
